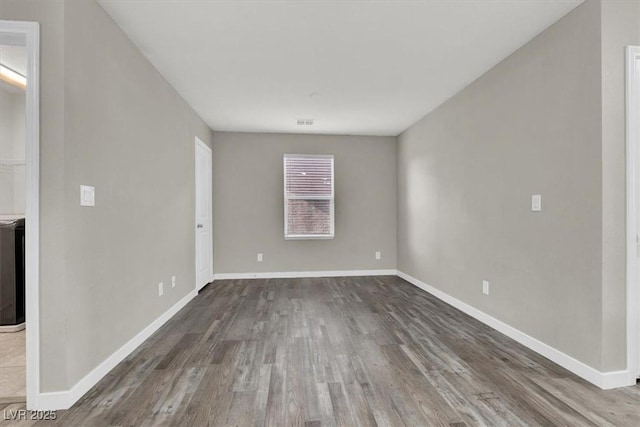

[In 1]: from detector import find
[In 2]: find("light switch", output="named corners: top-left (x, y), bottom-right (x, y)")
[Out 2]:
top-left (257, 253), bottom-right (263, 262)
top-left (80, 185), bottom-right (95, 207)
top-left (531, 195), bottom-right (541, 212)
top-left (482, 280), bottom-right (490, 295)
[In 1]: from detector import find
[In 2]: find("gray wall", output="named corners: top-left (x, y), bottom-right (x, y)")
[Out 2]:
top-left (397, 0), bottom-right (607, 370)
top-left (213, 132), bottom-right (396, 274)
top-left (1, 0), bottom-right (213, 391)
top-left (600, 0), bottom-right (640, 371)
top-left (63, 0), bottom-right (213, 388)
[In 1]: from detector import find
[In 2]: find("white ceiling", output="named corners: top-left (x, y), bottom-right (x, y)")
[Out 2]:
top-left (98, 0), bottom-right (583, 136)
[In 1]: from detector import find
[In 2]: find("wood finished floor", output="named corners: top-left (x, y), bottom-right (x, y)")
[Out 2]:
top-left (2, 276), bottom-right (639, 426)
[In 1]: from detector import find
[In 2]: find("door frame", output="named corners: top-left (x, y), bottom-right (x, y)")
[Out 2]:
top-left (194, 137), bottom-right (213, 291)
top-left (626, 45), bottom-right (640, 382)
top-left (0, 20), bottom-right (40, 408)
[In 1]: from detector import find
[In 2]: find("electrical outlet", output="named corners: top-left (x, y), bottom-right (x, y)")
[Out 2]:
top-left (532, 194), bottom-right (542, 212)
top-left (482, 280), bottom-right (489, 295)
top-left (159, 282), bottom-right (164, 296)
top-left (375, 251), bottom-right (381, 260)
top-left (80, 185), bottom-right (95, 207)
top-left (257, 253), bottom-right (263, 262)
top-left (171, 276), bottom-right (176, 288)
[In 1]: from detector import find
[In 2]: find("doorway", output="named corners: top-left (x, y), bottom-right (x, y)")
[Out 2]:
top-left (0, 38), bottom-right (27, 404)
top-left (627, 45), bottom-right (640, 382)
top-left (0, 20), bottom-right (39, 408)
top-left (195, 137), bottom-right (213, 291)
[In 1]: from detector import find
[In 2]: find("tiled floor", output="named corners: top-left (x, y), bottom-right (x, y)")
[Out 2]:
top-left (0, 329), bottom-right (26, 403)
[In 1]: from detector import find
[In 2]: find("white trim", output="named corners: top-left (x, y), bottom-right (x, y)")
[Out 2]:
top-left (626, 45), bottom-right (640, 383)
top-left (1, 20), bottom-right (40, 411)
top-left (213, 269), bottom-right (397, 280)
top-left (195, 137), bottom-right (214, 290)
top-left (35, 290), bottom-right (197, 410)
top-left (284, 234), bottom-right (335, 240)
top-left (397, 271), bottom-right (635, 390)
top-left (283, 154), bottom-right (335, 160)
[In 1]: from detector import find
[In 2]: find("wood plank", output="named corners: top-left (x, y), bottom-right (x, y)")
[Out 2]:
top-left (4, 276), bottom-right (637, 426)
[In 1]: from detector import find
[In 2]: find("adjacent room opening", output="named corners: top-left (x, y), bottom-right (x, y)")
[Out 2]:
top-left (0, 20), bottom-right (39, 409)
top-left (0, 35), bottom-right (27, 403)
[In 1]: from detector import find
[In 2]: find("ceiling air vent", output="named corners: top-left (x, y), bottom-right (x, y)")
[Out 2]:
top-left (296, 118), bottom-right (314, 126)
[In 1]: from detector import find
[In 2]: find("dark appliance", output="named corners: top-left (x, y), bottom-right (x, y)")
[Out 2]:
top-left (0, 218), bottom-right (25, 327)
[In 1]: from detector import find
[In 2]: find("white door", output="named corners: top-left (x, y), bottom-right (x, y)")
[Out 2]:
top-left (635, 49), bottom-right (640, 379)
top-left (628, 46), bottom-right (640, 379)
top-left (195, 138), bottom-right (213, 290)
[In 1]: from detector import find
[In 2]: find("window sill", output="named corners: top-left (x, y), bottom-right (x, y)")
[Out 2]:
top-left (285, 234), bottom-right (335, 240)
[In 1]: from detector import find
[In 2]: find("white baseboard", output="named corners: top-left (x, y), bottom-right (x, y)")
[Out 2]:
top-left (213, 269), bottom-right (397, 280)
top-left (600, 369), bottom-right (635, 389)
top-left (35, 289), bottom-right (198, 410)
top-left (396, 271), bottom-right (634, 390)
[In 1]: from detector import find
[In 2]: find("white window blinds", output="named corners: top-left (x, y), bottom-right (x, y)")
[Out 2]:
top-left (284, 154), bottom-right (335, 239)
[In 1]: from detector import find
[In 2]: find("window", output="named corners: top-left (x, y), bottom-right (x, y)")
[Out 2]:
top-left (284, 154), bottom-right (334, 239)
